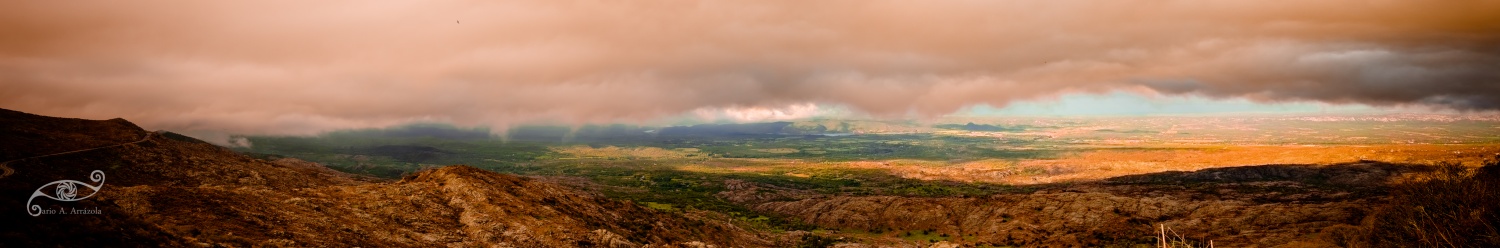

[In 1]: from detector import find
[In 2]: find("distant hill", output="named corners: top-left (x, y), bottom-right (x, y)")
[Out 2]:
top-left (657, 122), bottom-right (795, 136)
top-left (0, 108), bottom-right (770, 247)
top-left (933, 122), bottom-right (1027, 132)
top-left (325, 123), bottom-right (494, 140)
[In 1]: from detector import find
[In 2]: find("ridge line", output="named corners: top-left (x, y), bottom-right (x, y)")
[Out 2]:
top-left (0, 131), bottom-right (156, 179)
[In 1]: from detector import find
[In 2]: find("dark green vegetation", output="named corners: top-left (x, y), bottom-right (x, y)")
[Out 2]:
top-left (242, 135), bottom-right (551, 177)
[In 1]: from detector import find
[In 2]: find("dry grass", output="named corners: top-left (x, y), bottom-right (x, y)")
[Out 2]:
top-left (1358, 156), bottom-right (1500, 247)
top-left (928, 144), bottom-right (1499, 185)
top-left (1157, 224), bottom-right (1213, 248)
top-left (669, 145), bottom-right (1500, 187)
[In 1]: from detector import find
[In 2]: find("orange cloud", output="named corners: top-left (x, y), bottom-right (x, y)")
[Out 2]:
top-left (1, 0), bottom-right (1496, 140)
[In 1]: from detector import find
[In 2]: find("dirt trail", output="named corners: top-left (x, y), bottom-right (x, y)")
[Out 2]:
top-left (0, 132), bottom-right (155, 179)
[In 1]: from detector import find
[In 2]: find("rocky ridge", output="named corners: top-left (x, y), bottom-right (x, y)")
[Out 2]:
top-left (0, 108), bottom-right (769, 247)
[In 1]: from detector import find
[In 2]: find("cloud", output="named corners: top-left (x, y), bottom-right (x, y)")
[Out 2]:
top-left (693, 103), bottom-right (833, 123)
top-left (1, 0), bottom-right (1497, 142)
top-left (1137, 41), bottom-right (1500, 109)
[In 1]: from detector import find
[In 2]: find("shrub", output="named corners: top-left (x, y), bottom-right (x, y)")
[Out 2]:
top-left (1363, 156), bottom-right (1500, 247)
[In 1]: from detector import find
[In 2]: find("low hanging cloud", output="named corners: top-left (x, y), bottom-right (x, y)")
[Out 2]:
top-left (693, 103), bottom-right (838, 123)
top-left (2, 0), bottom-right (1498, 140)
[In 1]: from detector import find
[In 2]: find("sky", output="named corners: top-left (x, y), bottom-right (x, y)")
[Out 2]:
top-left (2, 1), bottom-right (1498, 143)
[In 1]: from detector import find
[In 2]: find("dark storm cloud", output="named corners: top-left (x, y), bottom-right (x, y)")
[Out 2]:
top-left (1, 0), bottom-right (1497, 141)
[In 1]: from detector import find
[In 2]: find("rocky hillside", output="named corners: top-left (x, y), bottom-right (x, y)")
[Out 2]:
top-left (0, 109), bottom-right (769, 247)
top-left (738, 163), bottom-right (1422, 247)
